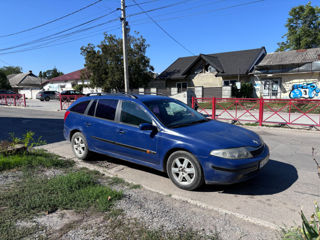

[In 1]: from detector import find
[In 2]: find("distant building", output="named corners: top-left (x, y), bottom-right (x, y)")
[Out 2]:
top-left (42, 69), bottom-right (101, 94)
top-left (156, 47), bottom-right (266, 97)
top-left (253, 48), bottom-right (320, 99)
top-left (8, 70), bottom-right (42, 99)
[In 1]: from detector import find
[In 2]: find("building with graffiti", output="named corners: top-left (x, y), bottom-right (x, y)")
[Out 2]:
top-left (252, 48), bottom-right (320, 99)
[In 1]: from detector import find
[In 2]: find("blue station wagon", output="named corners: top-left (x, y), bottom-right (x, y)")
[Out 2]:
top-left (64, 94), bottom-right (269, 190)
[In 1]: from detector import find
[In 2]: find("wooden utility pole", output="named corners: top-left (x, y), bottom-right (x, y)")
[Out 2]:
top-left (121, 0), bottom-right (129, 93)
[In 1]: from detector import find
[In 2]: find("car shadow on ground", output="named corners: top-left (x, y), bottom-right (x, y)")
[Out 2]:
top-left (0, 117), bottom-right (65, 144)
top-left (87, 154), bottom-right (298, 195)
top-left (198, 159), bottom-right (298, 195)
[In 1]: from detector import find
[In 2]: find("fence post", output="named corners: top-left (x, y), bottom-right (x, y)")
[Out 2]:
top-left (14, 94), bottom-right (16, 106)
top-left (259, 98), bottom-right (264, 126)
top-left (192, 97), bottom-right (195, 109)
top-left (23, 94), bottom-right (26, 107)
top-left (212, 97), bottom-right (216, 120)
top-left (5, 95), bottom-right (7, 105)
top-left (60, 94), bottom-right (62, 110)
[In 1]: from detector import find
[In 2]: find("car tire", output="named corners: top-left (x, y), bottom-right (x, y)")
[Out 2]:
top-left (71, 132), bottom-right (91, 160)
top-left (40, 98), bottom-right (44, 101)
top-left (45, 96), bottom-right (50, 101)
top-left (166, 151), bottom-right (204, 190)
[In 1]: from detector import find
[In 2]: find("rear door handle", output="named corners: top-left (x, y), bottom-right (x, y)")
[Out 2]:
top-left (118, 129), bottom-right (125, 134)
top-left (85, 122), bottom-right (92, 127)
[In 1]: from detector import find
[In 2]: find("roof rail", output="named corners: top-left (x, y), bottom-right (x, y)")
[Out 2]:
top-left (85, 92), bottom-right (138, 99)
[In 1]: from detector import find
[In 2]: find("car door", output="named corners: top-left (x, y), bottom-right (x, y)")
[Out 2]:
top-left (114, 100), bottom-right (159, 165)
top-left (83, 98), bottom-right (120, 155)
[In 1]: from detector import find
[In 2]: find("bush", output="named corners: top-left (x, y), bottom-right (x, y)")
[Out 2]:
top-left (232, 82), bottom-right (254, 98)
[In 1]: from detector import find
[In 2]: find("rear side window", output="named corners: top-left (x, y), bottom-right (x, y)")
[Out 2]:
top-left (95, 99), bottom-right (118, 121)
top-left (120, 101), bottom-right (152, 126)
top-left (70, 101), bottom-right (90, 114)
top-left (87, 100), bottom-right (97, 116)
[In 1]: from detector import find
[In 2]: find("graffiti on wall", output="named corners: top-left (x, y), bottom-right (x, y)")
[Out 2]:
top-left (289, 83), bottom-right (320, 99)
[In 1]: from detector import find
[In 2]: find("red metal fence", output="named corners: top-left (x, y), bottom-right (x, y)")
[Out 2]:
top-left (60, 94), bottom-right (84, 110)
top-left (192, 97), bottom-right (320, 127)
top-left (0, 94), bottom-right (26, 107)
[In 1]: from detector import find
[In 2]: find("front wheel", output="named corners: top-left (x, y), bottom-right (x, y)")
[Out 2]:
top-left (71, 132), bottom-right (91, 160)
top-left (167, 151), bottom-right (204, 190)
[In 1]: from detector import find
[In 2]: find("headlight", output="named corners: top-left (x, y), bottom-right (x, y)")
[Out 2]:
top-left (210, 147), bottom-right (253, 159)
top-left (258, 135), bottom-right (264, 145)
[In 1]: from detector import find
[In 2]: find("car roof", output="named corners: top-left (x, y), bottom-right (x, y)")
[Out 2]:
top-left (74, 93), bottom-right (171, 103)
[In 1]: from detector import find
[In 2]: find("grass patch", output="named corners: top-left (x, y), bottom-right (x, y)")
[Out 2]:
top-left (0, 170), bottom-right (123, 240)
top-left (0, 150), bottom-right (74, 172)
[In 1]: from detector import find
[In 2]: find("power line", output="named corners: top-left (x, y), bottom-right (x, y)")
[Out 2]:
top-left (0, 25), bottom-right (121, 55)
top-left (0, 0), bottom-right (264, 55)
top-left (0, 1), bottom-right (194, 52)
top-left (130, 0), bottom-right (264, 25)
top-left (128, 0), bottom-right (196, 18)
top-left (131, 0), bottom-right (195, 55)
top-left (0, 9), bottom-right (119, 52)
top-left (0, 0), bottom-right (104, 38)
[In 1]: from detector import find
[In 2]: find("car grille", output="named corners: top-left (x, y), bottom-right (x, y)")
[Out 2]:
top-left (250, 144), bottom-right (265, 157)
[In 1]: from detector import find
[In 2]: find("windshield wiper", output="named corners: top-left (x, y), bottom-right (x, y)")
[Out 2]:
top-left (169, 119), bottom-right (209, 128)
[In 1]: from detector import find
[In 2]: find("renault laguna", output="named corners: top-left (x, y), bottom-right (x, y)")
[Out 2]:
top-left (64, 94), bottom-right (269, 190)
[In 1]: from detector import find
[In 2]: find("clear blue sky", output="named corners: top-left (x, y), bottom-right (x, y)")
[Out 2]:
top-left (0, 0), bottom-right (314, 75)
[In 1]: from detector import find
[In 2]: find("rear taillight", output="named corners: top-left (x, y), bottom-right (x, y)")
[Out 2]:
top-left (64, 110), bottom-right (70, 122)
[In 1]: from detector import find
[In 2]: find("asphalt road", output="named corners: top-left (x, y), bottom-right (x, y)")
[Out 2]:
top-left (1, 105), bottom-right (320, 229)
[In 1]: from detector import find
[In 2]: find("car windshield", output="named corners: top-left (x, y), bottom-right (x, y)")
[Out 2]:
top-left (143, 99), bottom-right (209, 128)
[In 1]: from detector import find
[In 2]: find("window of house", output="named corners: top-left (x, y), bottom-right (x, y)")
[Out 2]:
top-left (176, 82), bottom-right (188, 93)
top-left (223, 80), bottom-right (237, 86)
top-left (95, 99), bottom-right (118, 120)
top-left (262, 79), bottom-right (280, 98)
top-left (120, 101), bottom-right (152, 126)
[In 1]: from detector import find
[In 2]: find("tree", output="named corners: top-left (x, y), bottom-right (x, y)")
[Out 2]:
top-left (0, 66), bottom-right (22, 76)
top-left (277, 2), bottom-right (320, 51)
top-left (0, 70), bottom-right (11, 89)
top-left (80, 32), bottom-right (154, 91)
top-left (41, 67), bottom-right (64, 79)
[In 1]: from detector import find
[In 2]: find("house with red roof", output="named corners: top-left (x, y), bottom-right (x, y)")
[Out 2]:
top-left (42, 69), bottom-right (101, 94)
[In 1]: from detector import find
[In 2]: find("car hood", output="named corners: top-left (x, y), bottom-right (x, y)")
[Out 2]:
top-left (170, 120), bottom-right (261, 149)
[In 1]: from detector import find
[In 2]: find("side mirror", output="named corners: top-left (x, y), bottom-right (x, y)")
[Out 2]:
top-left (139, 123), bottom-right (157, 131)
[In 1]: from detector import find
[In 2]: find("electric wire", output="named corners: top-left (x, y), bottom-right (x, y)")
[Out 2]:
top-left (0, 0), bottom-right (264, 55)
top-left (131, 0), bottom-right (195, 55)
top-left (0, 0), bottom-right (104, 38)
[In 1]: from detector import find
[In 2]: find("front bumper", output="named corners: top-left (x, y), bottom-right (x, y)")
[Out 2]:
top-left (203, 144), bottom-right (269, 184)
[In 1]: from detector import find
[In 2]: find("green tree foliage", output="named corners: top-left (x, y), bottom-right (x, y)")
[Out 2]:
top-left (232, 82), bottom-right (253, 98)
top-left (277, 2), bottom-right (320, 51)
top-left (41, 67), bottom-right (64, 79)
top-left (81, 33), bottom-right (154, 91)
top-left (0, 66), bottom-right (22, 76)
top-left (0, 70), bottom-right (11, 89)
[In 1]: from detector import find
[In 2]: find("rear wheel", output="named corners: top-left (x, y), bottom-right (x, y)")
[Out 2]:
top-left (166, 151), bottom-right (204, 190)
top-left (45, 96), bottom-right (50, 101)
top-left (71, 132), bottom-right (91, 160)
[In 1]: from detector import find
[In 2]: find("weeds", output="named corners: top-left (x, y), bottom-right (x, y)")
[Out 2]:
top-left (0, 170), bottom-right (123, 240)
top-left (0, 149), bottom-right (73, 171)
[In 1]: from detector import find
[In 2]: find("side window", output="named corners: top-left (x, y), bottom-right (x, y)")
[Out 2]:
top-left (70, 101), bottom-right (90, 114)
top-left (95, 99), bottom-right (118, 120)
top-left (120, 101), bottom-right (152, 126)
top-left (87, 100), bottom-right (97, 116)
